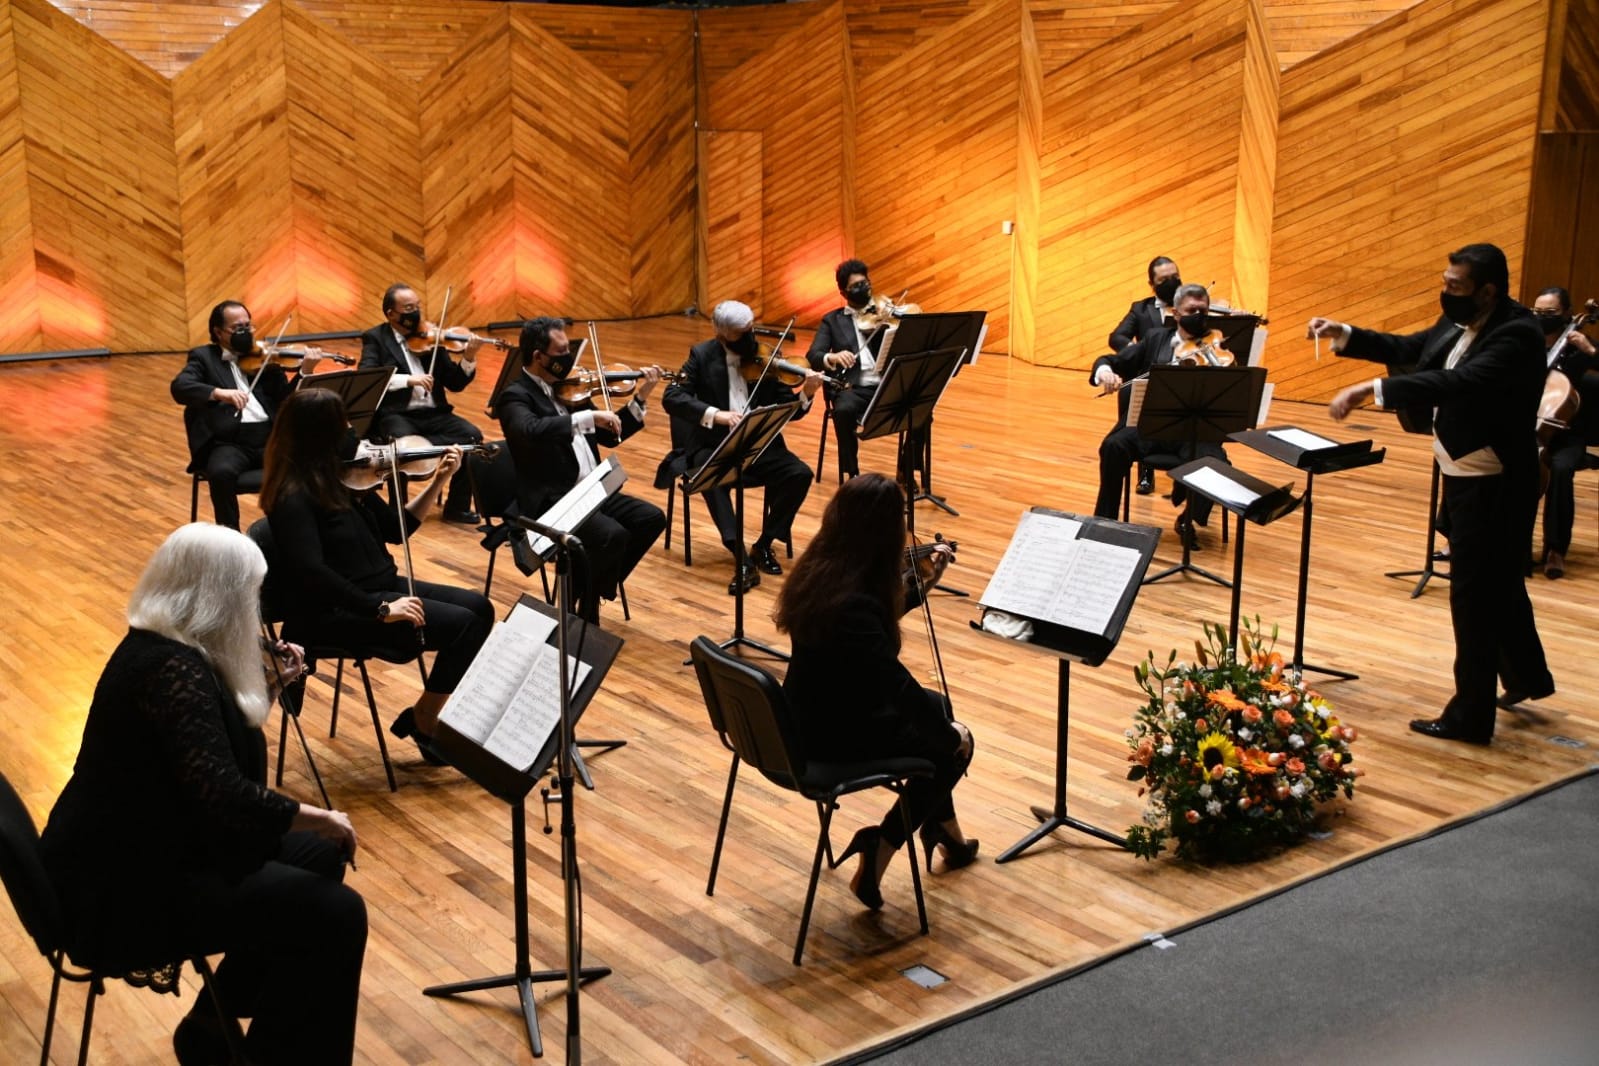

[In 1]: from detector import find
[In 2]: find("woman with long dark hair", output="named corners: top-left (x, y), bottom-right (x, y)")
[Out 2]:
top-left (259, 388), bottom-right (493, 762)
top-left (773, 473), bottom-right (977, 908)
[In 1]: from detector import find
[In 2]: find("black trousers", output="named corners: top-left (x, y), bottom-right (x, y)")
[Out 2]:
top-left (1439, 472), bottom-right (1553, 739)
top-left (1541, 431), bottom-right (1591, 555)
top-left (202, 422), bottom-right (271, 530)
top-left (828, 384), bottom-right (928, 481)
top-left (696, 440), bottom-right (812, 554)
top-left (1095, 426), bottom-right (1223, 525)
top-left (288, 577), bottom-right (493, 694)
top-left (372, 407), bottom-right (483, 512)
top-left (184, 832), bottom-right (366, 1065)
top-left (570, 491), bottom-right (665, 621)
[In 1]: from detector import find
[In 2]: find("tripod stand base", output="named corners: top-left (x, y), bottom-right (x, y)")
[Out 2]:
top-left (1143, 560), bottom-right (1231, 587)
top-left (569, 738), bottom-right (627, 791)
top-left (1384, 566), bottom-right (1449, 599)
top-left (914, 491), bottom-right (959, 516)
top-left (1296, 660), bottom-right (1360, 682)
top-left (424, 964), bottom-right (612, 1059)
top-left (717, 634), bottom-right (790, 661)
top-left (996, 803), bottom-right (1127, 863)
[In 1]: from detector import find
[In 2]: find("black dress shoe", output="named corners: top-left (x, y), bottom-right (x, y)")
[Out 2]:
top-left (390, 707), bottom-right (448, 766)
top-left (751, 544), bottom-right (784, 575)
top-left (1136, 467), bottom-right (1155, 495)
top-left (726, 562), bottom-right (761, 596)
top-left (442, 507), bottom-right (481, 525)
top-left (1173, 514), bottom-right (1199, 551)
top-left (1408, 717), bottom-right (1490, 745)
top-left (1497, 685), bottom-right (1554, 709)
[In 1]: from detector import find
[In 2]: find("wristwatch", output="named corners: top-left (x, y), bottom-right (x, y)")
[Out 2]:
top-left (376, 601), bottom-right (390, 620)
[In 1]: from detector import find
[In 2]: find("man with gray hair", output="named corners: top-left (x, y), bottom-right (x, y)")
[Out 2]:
top-left (664, 300), bottom-right (824, 594)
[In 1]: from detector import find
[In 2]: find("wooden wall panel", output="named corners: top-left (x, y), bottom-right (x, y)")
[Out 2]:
top-left (1231, 0), bottom-right (1279, 314)
top-left (1554, 0), bottom-right (1599, 130)
top-left (626, 22), bottom-right (696, 315)
top-left (703, 2), bottom-right (851, 324)
top-left (854, 0), bottom-right (1021, 350)
top-left (292, 0), bottom-right (498, 83)
top-left (1264, 0), bottom-right (1547, 401)
top-left (845, 0), bottom-right (984, 78)
top-left (1027, 0), bottom-right (1173, 77)
top-left (528, 7), bottom-right (689, 89)
top-left (1033, 0), bottom-right (1253, 369)
top-left (13, 0), bottom-right (181, 352)
top-left (1521, 133), bottom-right (1599, 310)
top-left (1011, 3), bottom-right (1042, 362)
top-left (1263, 0), bottom-right (1425, 70)
top-left (700, 130), bottom-right (764, 314)
top-left (696, 2), bottom-right (825, 89)
top-left (43, 0), bottom-right (255, 77)
top-left (0, 4), bottom-right (43, 353)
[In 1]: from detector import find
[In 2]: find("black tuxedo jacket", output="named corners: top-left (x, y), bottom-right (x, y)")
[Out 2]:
top-left (1338, 301), bottom-right (1544, 480)
top-left (662, 336), bottom-right (809, 462)
top-left (170, 344), bottom-right (294, 467)
top-left (497, 373), bottom-right (645, 517)
top-left (359, 323), bottom-right (475, 415)
top-left (806, 306), bottom-right (884, 387)
top-left (1089, 326), bottom-right (1179, 426)
top-left (1109, 297), bottom-right (1169, 352)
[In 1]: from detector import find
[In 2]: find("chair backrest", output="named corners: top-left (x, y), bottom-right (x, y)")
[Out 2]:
top-left (469, 441), bottom-right (517, 521)
top-left (688, 637), bottom-right (804, 784)
top-left (0, 770), bottom-right (64, 958)
top-left (245, 517), bottom-right (287, 625)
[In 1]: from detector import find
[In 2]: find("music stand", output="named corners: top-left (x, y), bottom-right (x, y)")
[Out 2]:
top-left (859, 347), bottom-right (966, 541)
top-left (684, 401), bottom-right (800, 659)
top-left (1383, 459), bottom-right (1450, 597)
top-left (428, 591), bottom-right (622, 1061)
top-left (1229, 426), bottom-right (1386, 679)
top-left (1136, 364), bottom-right (1267, 587)
top-left (878, 311), bottom-right (987, 514)
top-left (296, 366), bottom-right (394, 438)
top-left (485, 337), bottom-right (587, 419)
top-left (972, 509), bottom-right (1160, 862)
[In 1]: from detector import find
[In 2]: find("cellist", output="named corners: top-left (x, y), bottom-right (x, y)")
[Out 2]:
top-left (1532, 286), bottom-right (1598, 578)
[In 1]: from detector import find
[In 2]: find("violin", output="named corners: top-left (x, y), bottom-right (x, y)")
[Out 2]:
top-left (854, 293), bottom-right (921, 334)
top-left (553, 363), bottom-right (678, 406)
top-left (739, 341), bottom-right (811, 387)
top-left (403, 324), bottom-right (510, 354)
top-left (905, 532), bottom-right (958, 587)
top-left (236, 343), bottom-right (354, 373)
top-left (341, 436), bottom-right (500, 492)
top-left (1172, 329), bottom-right (1235, 367)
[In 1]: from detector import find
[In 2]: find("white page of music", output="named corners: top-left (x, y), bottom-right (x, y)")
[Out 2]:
top-left (1049, 539), bottom-right (1141, 636)
top-left (530, 458), bottom-right (619, 555)
top-left (482, 645), bottom-right (592, 770)
top-left (980, 512), bottom-right (1081, 621)
top-left (1268, 426), bottom-right (1338, 452)
top-left (1184, 465), bottom-right (1260, 510)
top-left (439, 624), bottom-right (548, 746)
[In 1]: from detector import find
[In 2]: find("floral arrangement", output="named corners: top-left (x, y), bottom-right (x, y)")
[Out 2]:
top-left (1124, 620), bottom-right (1361, 862)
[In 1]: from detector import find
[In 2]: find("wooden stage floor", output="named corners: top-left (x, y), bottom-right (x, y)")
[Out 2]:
top-left (2, 316), bottom-right (1596, 1064)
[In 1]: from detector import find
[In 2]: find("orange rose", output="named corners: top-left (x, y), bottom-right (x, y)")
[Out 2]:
top-left (1341, 726), bottom-right (1359, 743)
top-left (1285, 757), bottom-right (1306, 775)
top-left (1318, 751), bottom-right (1341, 772)
top-left (1194, 718), bottom-right (1209, 732)
top-left (1273, 709), bottom-right (1295, 729)
top-left (1242, 706), bottom-right (1263, 724)
top-left (1210, 764), bottom-right (1228, 780)
top-left (1275, 784), bottom-right (1291, 800)
top-left (1185, 809), bottom-right (1201, 823)
top-left (1134, 737), bottom-right (1155, 766)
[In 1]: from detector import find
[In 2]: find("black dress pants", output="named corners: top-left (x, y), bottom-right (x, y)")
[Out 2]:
top-left (1541, 431), bottom-right (1590, 555)
top-left (570, 491), bottom-right (665, 621)
top-left (1095, 426), bottom-right (1223, 525)
top-left (1439, 472), bottom-right (1553, 739)
top-left (697, 439), bottom-right (813, 553)
top-left (184, 832), bottom-right (366, 1066)
top-left (202, 422), bottom-right (271, 530)
top-left (373, 408), bottom-right (483, 512)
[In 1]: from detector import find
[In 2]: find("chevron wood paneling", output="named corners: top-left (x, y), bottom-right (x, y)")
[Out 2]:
top-left (11, 0), bottom-right (182, 352)
top-left (43, 0), bottom-right (254, 77)
top-left (292, 0), bottom-right (498, 83)
top-left (1263, 0), bottom-right (1424, 70)
top-left (1033, 0), bottom-right (1254, 369)
top-left (702, 2), bottom-right (852, 325)
top-left (1523, 133), bottom-right (1599, 310)
top-left (1231, 0), bottom-right (1279, 315)
top-left (700, 130), bottom-right (764, 314)
top-left (1263, 0), bottom-right (1547, 402)
top-left (529, 6), bottom-right (689, 89)
top-left (854, 0), bottom-right (1021, 350)
top-left (625, 21), bottom-right (696, 315)
top-left (1026, 0), bottom-right (1172, 77)
top-left (696, 1), bottom-right (824, 89)
top-left (0, 2), bottom-right (43, 354)
top-left (844, 0), bottom-right (984, 78)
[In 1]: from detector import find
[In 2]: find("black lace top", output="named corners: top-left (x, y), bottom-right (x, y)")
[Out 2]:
top-left (39, 629), bottom-right (298, 970)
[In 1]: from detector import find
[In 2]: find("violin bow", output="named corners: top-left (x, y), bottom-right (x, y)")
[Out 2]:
top-left (382, 443), bottom-right (425, 650)
top-left (906, 532), bottom-right (955, 721)
top-left (425, 285), bottom-right (453, 379)
top-left (236, 315), bottom-right (293, 418)
top-left (587, 320), bottom-right (615, 417)
top-left (739, 317), bottom-right (796, 416)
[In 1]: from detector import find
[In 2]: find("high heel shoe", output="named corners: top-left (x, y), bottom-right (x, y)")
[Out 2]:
top-left (918, 822), bottom-right (980, 873)
top-left (389, 707), bottom-right (447, 766)
top-left (837, 827), bottom-right (886, 910)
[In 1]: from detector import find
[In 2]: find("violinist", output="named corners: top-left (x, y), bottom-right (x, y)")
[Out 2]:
top-left (359, 283), bottom-right (484, 524)
top-left (171, 300), bottom-right (324, 530)
top-left (496, 316), bottom-right (666, 624)
top-left (806, 258), bottom-right (920, 480)
top-left (664, 301), bottom-right (823, 594)
top-left (1109, 256), bottom-right (1183, 495)
top-left (1532, 286), bottom-right (1598, 579)
top-left (1088, 283), bottom-right (1229, 546)
top-left (260, 389), bottom-right (493, 765)
top-left (774, 474), bottom-right (976, 910)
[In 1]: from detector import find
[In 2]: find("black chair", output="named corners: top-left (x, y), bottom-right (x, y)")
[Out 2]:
top-left (470, 445), bottom-right (629, 619)
top-left (688, 637), bottom-right (932, 965)
top-left (247, 518), bottom-right (422, 792)
top-left (189, 468), bottom-right (263, 524)
top-left (0, 770), bottom-right (242, 1066)
top-left (813, 385), bottom-right (845, 484)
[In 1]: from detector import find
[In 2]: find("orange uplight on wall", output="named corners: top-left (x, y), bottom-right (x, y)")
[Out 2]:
top-left (295, 240), bottom-right (359, 324)
top-left (517, 223), bottom-right (569, 308)
top-left (780, 236), bottom-right (844, 321)
top-left (36, 272), bottom-right (106, 342)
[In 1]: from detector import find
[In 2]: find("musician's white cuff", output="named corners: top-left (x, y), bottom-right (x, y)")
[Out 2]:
top-left (1371, 378), bottom-right (1385, 408)
top-left (573, 410), bottom-right (596, 434)
top-left (1331, 325), bottom-right (1352, 352)
top-left (701, 406), bottom-right (719, 429)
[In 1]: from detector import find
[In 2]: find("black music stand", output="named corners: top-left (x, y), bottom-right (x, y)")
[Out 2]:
top-left (684, 401), bottom-right (800, 660)
top-left (1168, 457), bottom-right (1301, 659)
top-left (485, 336), bottom-right (587, 419)
top-left (878, 311), bottom-right (987, 515)
top-left (428, 590), bottom-right (621, 1061)
top-left (1230, 426), bottom-right (1386, 679)
top-left (973, 509), bottom-right (1160, 862)
top-left (860, 347), bottom-right (966, 539)
top-left (296, 366), bottom-right (393, 438)
top-left (1383, 459), bottom-right (1450, 597)
top-left (1136, 364), bottom-right (1268, 587)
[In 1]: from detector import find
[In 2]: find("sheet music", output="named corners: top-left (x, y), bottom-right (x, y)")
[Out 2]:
top-left (1184, 465), bottom-right (1260, 510)
top-left (1049, 539), bottom-right (1142, 636)
top-left (1248, 327), bottom-right (1268, 368)
top-left (528, 457), bottom-right (625, 556)
top-left (504, 600), bottom-right (558, 643)
top-left (1268, 427), bottom-right (1338, 452)
top-left (439, 625), bottom-right (549, 745)
top-left (969, 324), bottom-right (988, 365)
top-left (482, 644), bottom-right (592, 770)
top-left (980, 511), bottom-right (1084, 620)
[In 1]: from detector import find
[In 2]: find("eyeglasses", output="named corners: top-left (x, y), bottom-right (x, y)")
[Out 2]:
top-left (224, 324), bottom-right (253, 335)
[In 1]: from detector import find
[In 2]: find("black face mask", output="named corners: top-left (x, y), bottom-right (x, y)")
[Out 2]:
top-left (1177, 312), bottom-right (1209, 338)
top-left (1439, 291), bottom-right (1481, 327)
top-left (544, 350), bottom-right (576, 379)
top-left (1154, 277), bottom-right (1182, 305)
top-left (227, 328), bottom-right (254, 356)
top-left (845, 281), bottom-right (872, 308)
top-left (397, 309), bottom-right (422, 333)
top-left (1536, 313), bottom-right (1570, 337)
top-left (729, 332), bottom-right (759, 358)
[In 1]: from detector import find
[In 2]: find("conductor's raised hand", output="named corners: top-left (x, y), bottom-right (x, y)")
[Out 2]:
top-left (1328, 381), bottom-right (1373, 421)
top-left (1306, 316), bottom-right (1346, 341)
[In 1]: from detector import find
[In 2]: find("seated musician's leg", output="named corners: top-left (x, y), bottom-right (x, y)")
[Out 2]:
top-left (1095, 426), bottom-right (1143, 519)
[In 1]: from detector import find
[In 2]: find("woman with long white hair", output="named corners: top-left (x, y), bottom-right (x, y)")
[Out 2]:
top-left (39, 523), bottom-right (367, 1065)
